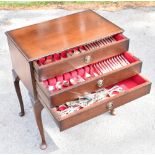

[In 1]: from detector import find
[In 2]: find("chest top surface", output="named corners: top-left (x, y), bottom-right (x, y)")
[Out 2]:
top-left (6, 10), bottom-right (123, 61)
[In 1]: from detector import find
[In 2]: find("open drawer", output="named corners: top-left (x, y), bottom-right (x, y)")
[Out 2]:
top-left (39, 74), bottom-right (151, 131)
top-left (35, 52), bottom-right (142, 107)
top-left (33, 33), bottom-right (129, 81)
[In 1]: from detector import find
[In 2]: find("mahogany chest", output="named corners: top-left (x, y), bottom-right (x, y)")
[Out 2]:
top-left (6, 10), bottom-right (151, 150)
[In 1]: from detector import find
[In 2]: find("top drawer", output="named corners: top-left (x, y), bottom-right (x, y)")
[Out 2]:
top-left (33, 34), bottom-right (129, 81)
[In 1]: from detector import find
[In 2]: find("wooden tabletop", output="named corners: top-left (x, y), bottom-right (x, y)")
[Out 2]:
top-left (6, 10), bottom-right (123, 61)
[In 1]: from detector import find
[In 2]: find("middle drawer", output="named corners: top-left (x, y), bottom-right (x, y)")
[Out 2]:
top-left (35, 51), bottom-right (142, 107)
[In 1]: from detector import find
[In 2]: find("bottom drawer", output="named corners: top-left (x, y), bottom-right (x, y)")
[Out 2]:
top-left (38, 74), bottom-right (151, 131)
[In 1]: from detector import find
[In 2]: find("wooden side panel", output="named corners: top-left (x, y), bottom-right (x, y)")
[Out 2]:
top-left (58, 82), bottom-right (151, 131)
top-left (7, 38), bottom-right (35, 96)
top-left (34, 39), bottom-right (129, 80)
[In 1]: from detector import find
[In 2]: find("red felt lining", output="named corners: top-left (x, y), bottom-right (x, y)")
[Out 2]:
top-left (113, 34), bottom-right (125, 41)
top-left (117, 75), bottom-right (147, 90)
top-left (130, 75), bottom-right (146, 85)
top-left (123, 52), bottom-right (138, 63)
top-left (87, 51), bottom-right (138, 67)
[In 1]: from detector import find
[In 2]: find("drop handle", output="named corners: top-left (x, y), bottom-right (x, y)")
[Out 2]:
top-left (84, 55), bottom-right (91, 63)
top-left (97, 79), bottom-right (104, 88)
top-left (106, 102), bottom-right (113, 110)
top-left (106, 102), bottom-right (116, 115)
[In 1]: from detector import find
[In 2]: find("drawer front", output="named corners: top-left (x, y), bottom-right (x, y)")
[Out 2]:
top-left (51, 78), bottom-right (151, 131)
top-left (34, 39), bottom-right (129, 81)
top-left (36, 60), bottom-right (142, 107)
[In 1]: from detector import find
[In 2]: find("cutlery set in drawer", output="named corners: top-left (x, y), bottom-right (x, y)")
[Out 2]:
top-left (6, 10), bottom-right (151, 149)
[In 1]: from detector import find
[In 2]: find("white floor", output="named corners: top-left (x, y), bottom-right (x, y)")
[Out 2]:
top-left (0, 8), bottom-right (155, 154)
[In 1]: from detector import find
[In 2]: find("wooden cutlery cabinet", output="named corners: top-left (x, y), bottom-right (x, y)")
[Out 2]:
top-left (6, 10), bottom-right (151, 149)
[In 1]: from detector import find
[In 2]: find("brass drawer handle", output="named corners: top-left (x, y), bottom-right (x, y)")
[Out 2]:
top-left (97, 79), bottom-right (104, 88)
top-left (84, 55), bottom-right (91, 63)
top-left (106, 102), bottom-right (113, 110)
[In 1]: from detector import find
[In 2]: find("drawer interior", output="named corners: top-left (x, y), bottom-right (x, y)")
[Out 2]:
top-left (50, 74), bottom-right (150, 120)
top-left (34, 33), bottom-right (127, 66)
top-left (39, 51), bottom-right (141, 94)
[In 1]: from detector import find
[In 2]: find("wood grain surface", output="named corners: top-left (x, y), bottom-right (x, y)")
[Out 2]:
top-left (6, 10), bottom-right (123, 61)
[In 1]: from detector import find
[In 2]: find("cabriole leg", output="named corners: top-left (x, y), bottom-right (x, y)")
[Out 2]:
top-left (31, 97), bottom-right (47, 150)
top-left (12, 69), bottom-right (25, 116)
